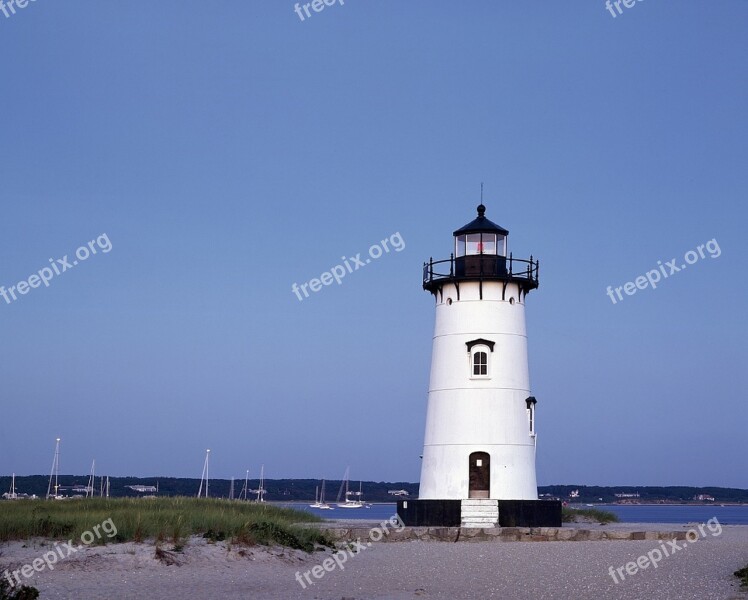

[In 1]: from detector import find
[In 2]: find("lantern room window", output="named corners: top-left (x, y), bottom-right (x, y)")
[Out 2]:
top-left (466, 234), bottom-right (482, 255)
top-left (496, 235), bottom-right (506, 256)
top-left (456, 233), bottom-right (504, 257)
top-left (481, 235), bottom-right (496, 254)
top-left (456, 235), bottom-right (466, 257)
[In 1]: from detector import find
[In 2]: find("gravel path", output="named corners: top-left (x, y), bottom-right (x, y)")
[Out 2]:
top-left (3, 526), bottom-right (747, 600)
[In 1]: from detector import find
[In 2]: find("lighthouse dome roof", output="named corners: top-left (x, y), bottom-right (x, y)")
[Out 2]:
top-left (453, 204), bottom-right (509, 236)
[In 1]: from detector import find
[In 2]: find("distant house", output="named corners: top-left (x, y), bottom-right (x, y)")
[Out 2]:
top-left (694, 494), bottom-right (715, 502)
top-left (2, 492), bottom-right (36, 500)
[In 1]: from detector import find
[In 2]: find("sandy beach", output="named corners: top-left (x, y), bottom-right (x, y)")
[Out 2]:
top-left (3, 524), bottom-right (747, 600)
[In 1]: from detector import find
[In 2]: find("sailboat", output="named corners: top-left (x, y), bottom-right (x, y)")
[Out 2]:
top-left (86, 460), bottom-right (95, 498)
top-left (3, 474), bottom-right (36, 501)
top-left (310, 479), bottom-right (333, 509)
top-left (197, 449), bottom-right (210, 498)
top-left (4, 473), bottom-right (19, 500)
top-left (46, 438), bottom-right (64, 500)
top-left (239, 470), bottom-right (249, 501)
top-left (252, 465), bottom-right (266, 503)
top-left (310, 485), bottom-right (321, 508)
top-left (0, 473), bottom-right (38, 500)
top-left (336, 468), bottom-right (365, 509)
top-left (318, 479), bottom-right (334, 509)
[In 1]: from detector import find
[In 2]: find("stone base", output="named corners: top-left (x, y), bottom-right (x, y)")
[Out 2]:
top-left (397, 499), bottom-right (562, 528)
top-left (321, 525), bottom-right (689, 544)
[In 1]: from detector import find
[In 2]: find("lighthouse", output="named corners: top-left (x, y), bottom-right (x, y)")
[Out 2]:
top-left (398, 204), bottom-right (561, 528)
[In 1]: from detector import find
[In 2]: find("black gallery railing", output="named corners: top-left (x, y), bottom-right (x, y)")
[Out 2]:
top-left (423, 253), bottom-right (539, 287)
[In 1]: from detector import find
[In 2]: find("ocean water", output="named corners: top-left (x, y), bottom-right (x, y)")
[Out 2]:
top-left (578, 503), bottom-right (748, 525)
top-left (276, 502), bottom-right (401, 521)
top-left (278, 502), bottom-right (748, 525)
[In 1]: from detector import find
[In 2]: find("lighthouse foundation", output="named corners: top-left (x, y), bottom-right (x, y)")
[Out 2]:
top-left (396, 498), bottom-right (562, 528)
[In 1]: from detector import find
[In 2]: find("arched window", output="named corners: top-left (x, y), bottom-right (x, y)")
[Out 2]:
top-left (473, 351), bottom-right (488, 376)
top-left (466, 338), bottom-right (494, 380)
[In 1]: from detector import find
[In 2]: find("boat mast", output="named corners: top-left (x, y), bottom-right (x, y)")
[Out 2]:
top-left (197, 449), bottom-right (210, 498)
top-left (46, 438), bottom-right (61, 499)
top-left (87, 460), bottom-right (95, 498)
top-left (336, 466), bottom-right (350, 503)
top-left (239, 469), bottom-right (249, 500)
top-left (256, 464), bottom-right (265, 502)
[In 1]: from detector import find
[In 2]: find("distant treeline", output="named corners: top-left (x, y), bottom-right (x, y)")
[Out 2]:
top-left (0, 476), bottom-right (418, 502)
top-left (540, 485), bottom-right (748, 503)
top-left (2, 476), bottom-right (746, 503)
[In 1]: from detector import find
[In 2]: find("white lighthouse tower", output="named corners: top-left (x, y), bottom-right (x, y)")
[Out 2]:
top-left (399, 204), bottom-right (559, 528)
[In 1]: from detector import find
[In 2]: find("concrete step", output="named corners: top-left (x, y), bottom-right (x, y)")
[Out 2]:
top-left (461, 521), bottom-right (498, 528)
top-left (461, 499), bottom-right (499, 528)
top-left (462, 510), bottom-right (498, 515)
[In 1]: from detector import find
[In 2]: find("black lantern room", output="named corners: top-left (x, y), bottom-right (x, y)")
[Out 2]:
top-left (453, 204), bottom-right (510, 278)
top-left (423, 204), bottom-right (539, 295)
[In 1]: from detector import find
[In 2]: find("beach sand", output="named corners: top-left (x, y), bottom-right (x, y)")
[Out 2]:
top-left (2, 525), bottom-right (747, 600)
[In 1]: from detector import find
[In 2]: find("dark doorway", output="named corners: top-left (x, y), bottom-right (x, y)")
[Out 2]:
top-left (468, 452), bottom-right (490, 498)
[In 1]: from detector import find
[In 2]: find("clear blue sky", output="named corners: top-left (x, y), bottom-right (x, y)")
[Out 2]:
top-left (1, 1), bottom-right (746, 488)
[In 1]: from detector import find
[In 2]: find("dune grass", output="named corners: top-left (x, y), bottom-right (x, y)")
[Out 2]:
top-left (562, 506), bottom-right (619, 525)
top-left (0, 497), bottom-right (330, 551)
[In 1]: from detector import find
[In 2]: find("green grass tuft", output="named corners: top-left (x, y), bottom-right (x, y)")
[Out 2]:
top-left (0, 497), bottom-right (330, 551)
top-left (562, 506), bottom-right (619, 524)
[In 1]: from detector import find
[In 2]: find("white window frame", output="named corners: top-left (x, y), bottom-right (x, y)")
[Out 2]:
top-left (469, 345), bottom-right (491, 380)
top-left (528, 405), bottom-right (535, 435)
